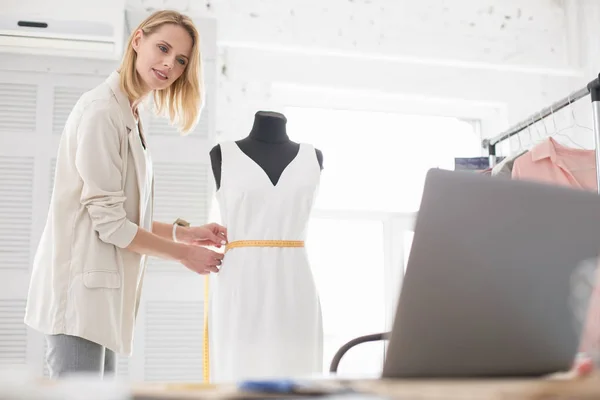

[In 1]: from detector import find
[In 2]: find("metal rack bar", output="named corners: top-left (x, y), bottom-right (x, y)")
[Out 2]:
top-left (482, 86), bottom-right (590, 152)
top-left (482, 75), bottom-right (600, 193)
top-left (590, 81), bottom-right (600, 195)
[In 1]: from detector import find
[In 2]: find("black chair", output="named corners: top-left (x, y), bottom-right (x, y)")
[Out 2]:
top-left (328, 332), bottom-right (391, 373)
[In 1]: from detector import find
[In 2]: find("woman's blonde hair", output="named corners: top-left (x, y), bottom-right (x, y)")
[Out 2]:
top-left (119, 10), bottom-right (203, 135)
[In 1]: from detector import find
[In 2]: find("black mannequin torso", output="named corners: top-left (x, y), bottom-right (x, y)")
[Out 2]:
top-left (210, 111), bottom-right (324, 190)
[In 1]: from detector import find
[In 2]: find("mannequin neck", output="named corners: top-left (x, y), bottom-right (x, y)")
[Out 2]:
top-left (248, 111), bottom-right (289, 143)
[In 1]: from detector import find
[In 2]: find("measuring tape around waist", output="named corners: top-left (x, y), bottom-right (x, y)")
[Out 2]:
top-left (203, 239), bottom-right (306, 383)
top-left (225, 240), bottom-right (305, 252)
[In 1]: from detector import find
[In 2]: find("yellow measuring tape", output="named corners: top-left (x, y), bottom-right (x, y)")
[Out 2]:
top-left (224, 240), bottom-right (305, 252)
top-left (203, 275), bottom-right (210, 383)
top-left (202, 240), bottom-right (305, 383)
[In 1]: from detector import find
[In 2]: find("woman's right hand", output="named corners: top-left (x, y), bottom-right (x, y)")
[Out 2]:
top-left (179, 244), bottom-right (224, 275)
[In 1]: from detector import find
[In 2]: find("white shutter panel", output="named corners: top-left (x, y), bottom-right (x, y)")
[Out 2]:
top-left (53, 87), bottom-right (89, 135)
top-left (0, 300), bottom-right (27, 366)
top-left (0, 83), bottom-right (37, 134)
top-left (144, 301), bottom-right (204, 381)
top-left (0, 156), bottom-right (34, 270)
top-left (49, 158), bottom-right (57, 200)
top-left (197, 60), bottom-right (215, 139)
top-left (117, 355), bottom-right (129, 379)
top-left (42, 342), bottom-right (49, 377)
top-left (144, 112), bottom-right (180, 137)
top-left (145, 61), bottom-right (214, 139)
top-left (144, 99), bottom-right (211, 138)
top-left (148, 163), bottom-right (209, 272)
top-left (196, 71), bottom-right (215, 139)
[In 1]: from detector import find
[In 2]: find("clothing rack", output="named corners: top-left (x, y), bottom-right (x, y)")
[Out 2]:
top-left (332, 77), bottom-right (600, 375)
top-left (481, 74), bottom-right (600, 193)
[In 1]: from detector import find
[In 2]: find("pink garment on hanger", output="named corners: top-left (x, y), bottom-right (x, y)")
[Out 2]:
top-left (511, 137), bottom-right (597, 190)
top-left (512, 137), bottom-right (600, 357)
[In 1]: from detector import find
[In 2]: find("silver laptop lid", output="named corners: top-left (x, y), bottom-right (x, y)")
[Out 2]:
top-left (383, 168), bottom-right (600, 378)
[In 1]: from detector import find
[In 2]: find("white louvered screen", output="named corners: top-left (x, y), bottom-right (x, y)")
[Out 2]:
top-left (196, 82), bottom-right (214, 138)
top-left (0, 300), bottom-right (27, 366)
top-left (144, 301), bottom-right (204, 382)
top-left (148, 163), bottom-right (210, 272)
top-left (42, 339), bottom-right (49, 377)
top-left (195, 61), bottom-right (216, 139)
top-left (53, 86), bottom-right (90, 135)
top-left (49, 158), bottom-right (56, 201)
top-left (144, 62), bottom-right (214, 139)
top-left (144, 111), bottom-right (180, 136)
top-left (0, 83), bottom-right (37, 134)
top-left (143, 101), bottom-right (209, 138)
top-left (117, 355), bottom-right (129, 379)
top-left (0, 157), bottom-right (33, 270)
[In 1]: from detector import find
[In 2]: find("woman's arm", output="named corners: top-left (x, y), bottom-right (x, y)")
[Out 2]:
top-left (152, 221), bottom-right (227, 246)
top-left (128, 226), bottom-right (187, 260)
top-left (127, 227), bottom-right (222, 274)
top-left (75, 104), bottom-right (183, 260)
top-left (73, 102), bottom-right (222, 273)
top-left (152, 221), bottom-right (189, 242)
top-left (75, 101), bottom-right (139, 248)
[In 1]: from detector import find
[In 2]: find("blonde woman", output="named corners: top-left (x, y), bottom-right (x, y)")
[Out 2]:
top-left (24, 10), bottom-right (226, 378)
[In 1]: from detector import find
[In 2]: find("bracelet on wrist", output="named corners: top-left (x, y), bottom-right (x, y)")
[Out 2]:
top-left (172, 223), bottom-right (179, 242)
top-left (172, 218), bottom-right (190, 243)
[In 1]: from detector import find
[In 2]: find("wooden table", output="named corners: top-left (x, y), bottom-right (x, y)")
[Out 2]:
top-left (131, 372), bottom-right (600, 399)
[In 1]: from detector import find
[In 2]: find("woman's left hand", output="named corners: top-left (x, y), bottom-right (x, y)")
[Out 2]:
top-left (181, 223), bottom-right (228, 247)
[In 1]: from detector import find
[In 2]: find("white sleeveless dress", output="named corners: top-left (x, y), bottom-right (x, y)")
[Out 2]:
top-left (208, 141), bottom-right (323, 383)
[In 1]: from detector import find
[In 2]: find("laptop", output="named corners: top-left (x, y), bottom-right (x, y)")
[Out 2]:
top-left (382, 168), bottom-right (600, 378)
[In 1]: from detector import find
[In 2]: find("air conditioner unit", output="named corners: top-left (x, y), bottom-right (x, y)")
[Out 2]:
top-left (0, 13), bottom-right (125, 60)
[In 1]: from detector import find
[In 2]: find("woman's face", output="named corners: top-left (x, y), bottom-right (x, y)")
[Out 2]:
top-left (132, 23), bottom-right (193, 92)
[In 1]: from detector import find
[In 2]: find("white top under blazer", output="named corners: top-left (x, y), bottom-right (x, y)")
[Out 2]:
top-left (24, 71), bottom-right (154, 355)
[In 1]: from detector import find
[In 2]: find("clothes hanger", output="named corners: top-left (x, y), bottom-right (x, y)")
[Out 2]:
top-left (501, 133), bottom-right (521, 162)
top-left (527, 115), bottom-right (539, 147)
top-left (514, 127), bottom-right (524, 153)
top-left (503, 122), bottom-right (528, 162)
top-left (533, 112), bottom-right (547, 144)
top-left (541, 111), bottom-right (551, 139)
top-left (511, 128), bottom-right (528, 159)
top-left (491, 125), bottom-right (528, 176)
top-left (568, 94), bottom-right (594, 134)
top-left (551, 95), bottom-right (589, 149)
top-left (512, 121), bottom-right (529, 157)
top-left (491, 118), bottom-right (529, 175)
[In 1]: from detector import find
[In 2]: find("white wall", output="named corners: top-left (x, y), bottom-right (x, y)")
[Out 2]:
top-left (7, 0), bottom-right (596, 146)
top-left (126, 0), bottom-right (599, 149)
top-left (185, 0), bottom-right (573, 69)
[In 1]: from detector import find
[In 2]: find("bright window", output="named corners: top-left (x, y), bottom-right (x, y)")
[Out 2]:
top-left (286, 106), bottom-right (482, 375)
top-left (306, 217), bottom-right (386, 375)
top-left (286, 107), bottom-right (481, 213)
top-left (403, 231), bottom-right (415, 274)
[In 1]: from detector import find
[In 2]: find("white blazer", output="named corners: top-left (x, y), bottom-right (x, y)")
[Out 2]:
top-left (24, 71), bottom-right (154, 355)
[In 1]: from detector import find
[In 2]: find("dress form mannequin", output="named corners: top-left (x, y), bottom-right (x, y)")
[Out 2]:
top-left (209, 111), bottom-right (323, 189)
top-left (206, 110), bottom-right (325, 382)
